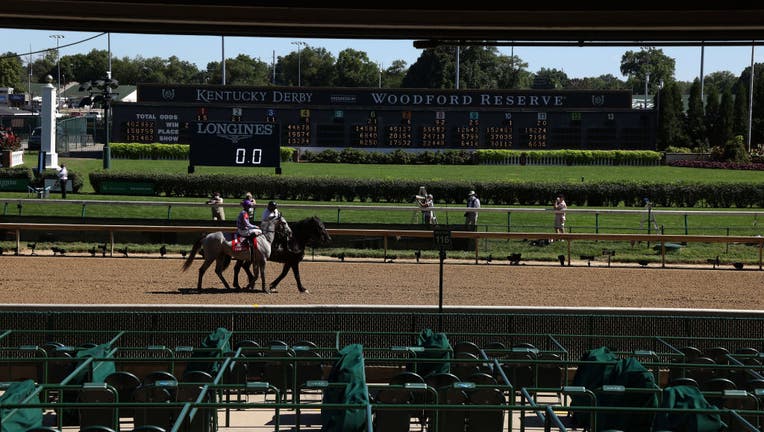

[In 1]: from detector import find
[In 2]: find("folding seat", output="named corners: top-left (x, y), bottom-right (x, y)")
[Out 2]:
top-left (77, 384), bottom-right (118, 430)
top-left (425, 372), bottom-right (467, 432)
top-left (453, 341), bottom-right (481, 357)
top-left (373, 386), bottom-right (413, 432)
top-left (452, 352), bottom-right (481, 381)
top-left (104, 371), bottom-right (141, 417)
top-left (132, 384), bottom-right (175, 430)
top-left (142, 371), bottom-right (177, 386)
top-left (389, 371), bottom-right (427, 430)
top-left (466, 387), bottom-right (505, 432)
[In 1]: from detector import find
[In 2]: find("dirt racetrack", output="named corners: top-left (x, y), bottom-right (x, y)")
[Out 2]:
top-left (0, 255), bottom-right (762, 310)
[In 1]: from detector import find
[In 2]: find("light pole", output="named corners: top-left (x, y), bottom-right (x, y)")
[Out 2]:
top-left (291, 41), bottom-right (306, 86)
top-left (455, 45), bottom-right (460, 89)
top-left (80, 78), bottom-right (119, 169)
top-left (49, 34), bottom-right (64, 95)
top-left (644, 71), bottom-right (650, 110)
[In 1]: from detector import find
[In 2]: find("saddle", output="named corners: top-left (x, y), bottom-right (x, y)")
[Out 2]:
top-left (232, 234), bottom-right (252, 253)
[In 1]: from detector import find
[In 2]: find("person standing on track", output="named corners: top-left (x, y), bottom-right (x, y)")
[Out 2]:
top-left (465, 190), bottom-right (480, 226)
top-left (553, 194), bottom-right (567, 239)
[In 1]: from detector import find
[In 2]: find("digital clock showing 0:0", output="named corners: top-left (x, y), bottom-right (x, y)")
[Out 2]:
top-left (189, 122), bottom-right (281, 169)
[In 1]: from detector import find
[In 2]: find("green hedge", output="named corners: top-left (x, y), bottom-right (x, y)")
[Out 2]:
top-left (475, 149), bottom-right (662, 165)
top-left (0, 166), bottom-right (83, 193)
top-left (111, 143), bottom-right (190, 160)
top-left (297, 149), bottom-right (661, 165)
top-left (88, 171), bottom-right (764, 207)
top-left (301, 148), bottom-right (475, 164)
top-left (0, 167), bottom-right (34, 181)
top-left (111, 143), bottom-right (296, 162)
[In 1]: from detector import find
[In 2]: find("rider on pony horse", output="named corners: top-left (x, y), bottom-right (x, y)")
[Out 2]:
top-left (237, 199), bottom-right (262, 263)
top-left (262, 201), bottom-right (296, 255)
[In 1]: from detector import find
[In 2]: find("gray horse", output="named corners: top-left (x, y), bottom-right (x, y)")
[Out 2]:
top-left (182, 215), bottom-right (291, 293)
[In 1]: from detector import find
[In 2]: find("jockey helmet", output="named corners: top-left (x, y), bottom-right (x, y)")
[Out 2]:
top-left (268, 201), bottom-right (278, 209)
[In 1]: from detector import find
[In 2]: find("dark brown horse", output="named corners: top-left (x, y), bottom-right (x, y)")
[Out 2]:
top-left (234, 216), bottom-right (331, 293)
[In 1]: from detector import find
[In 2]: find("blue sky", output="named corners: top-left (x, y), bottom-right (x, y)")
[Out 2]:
top-left (2, 28), bottom-right (763, 83)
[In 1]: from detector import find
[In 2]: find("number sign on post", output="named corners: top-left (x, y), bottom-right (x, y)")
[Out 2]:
top-left (434, 227), bottom-right (452, 249)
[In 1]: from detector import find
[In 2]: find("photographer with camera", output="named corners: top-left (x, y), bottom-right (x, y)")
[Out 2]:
top-left (415, 186), bottom-right (437, 225)
top-left (206, 192), bottom-right (225, 221)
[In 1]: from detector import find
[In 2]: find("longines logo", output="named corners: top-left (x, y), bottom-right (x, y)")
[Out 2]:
top-left (592, 95), bottom-right (605, 106)
top-left (195, 123), bottom-right (274, 144)
top-left (161, 88), bottom-right (176, 101)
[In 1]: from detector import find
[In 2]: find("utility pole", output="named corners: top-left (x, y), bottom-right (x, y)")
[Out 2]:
top-left (49, 34), bottom-right (64, 96)
top-left (292, 41), bottom-right (306, 86)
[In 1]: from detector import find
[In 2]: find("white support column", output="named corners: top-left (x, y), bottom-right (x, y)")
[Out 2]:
top-left (41, 80), bottom-right (58, 168)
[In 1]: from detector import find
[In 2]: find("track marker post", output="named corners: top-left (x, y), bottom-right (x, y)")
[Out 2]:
top-left (433, 227), bottom-right (452, 332)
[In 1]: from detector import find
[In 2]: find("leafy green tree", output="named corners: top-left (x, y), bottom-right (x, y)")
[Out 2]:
top-left (496, 54), bottom-right (531, 88)
top-left (277, 45), bottom-right (336, 87)
top-left (382, 60), bottom-right (407, 88)
top-left (206, 54), bottom-right (268, 85)
top-left (705, 86), bottom-right (722, 147)
top-left (164, 56), bottom-right (201, 84)
top-left (718, 87), bottom-right (735, 150)
top-left (457, 46), bottom-right (505, 89)
top-left (685, 79), bottom-right (706, 149)
top-left (401, 46), bottom-right (454, 88)
top-left (0, 52), bottom-right (25, 90)
top-left (335, 49), bottom-right (378, 87)
top-left (61, 49), bottom-right (109, 83)
top-left (737, 63), bottom-right (764, 146)
top-left (111, 55), bottom-right (143, 84)
top-left (568, 74), bottom-right (628, 90)
top-left (403, 46), bottom-right (525, 89)
top-left (732, 81), bottom-right (748, 137)
top-left (620, 47), bottom-right (676, 93)
top-left (31, 51), bottom-right (57, 83)
top-left (656, 83), bottom-right (687, 150)
top-left (532, 68), bottom-right (570, 89)
top-left (704, 71), bottom-right (736, 95)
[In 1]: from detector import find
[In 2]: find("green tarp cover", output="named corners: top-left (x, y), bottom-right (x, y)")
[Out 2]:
top-left (74, 343), bottom-right (115, 384)
top-left (321, 343), bottom-right (369, 432)
top-left (0, 379), bottom-right (43, 432)
top-left (570, 346), bottom-right (659, 431)
top-left (653, 385), bottom-right (726, 432)
top-left (187, 327), bottom-right (233, 375)
top-left (411, 328), bottom-right (452, 378)
top-left (63, 343), bottom-right (116, 425)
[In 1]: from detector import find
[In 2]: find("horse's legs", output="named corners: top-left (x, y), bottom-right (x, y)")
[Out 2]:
top-left (213, 256), bottom-right (231, 289)
top-left (196, 255), bottom-right (216, 290)
top-left (291, 262), bottom-right (309, 293)
top-left (269, 263), bottom-right (291, 292)
top-left (233, 260), bottom-right (254, 289)
top-left (260, 260), bottom-right (269, 294)
top-left (243, 262), bottom-right (257, 290)
top-left (233, 261), bottom-right (243, 289)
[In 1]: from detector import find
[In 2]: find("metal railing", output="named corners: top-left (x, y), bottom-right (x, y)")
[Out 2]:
top-left (0, 222), bottom-right (762, 269)
top-left (2, 197), bottom-right (763, 236)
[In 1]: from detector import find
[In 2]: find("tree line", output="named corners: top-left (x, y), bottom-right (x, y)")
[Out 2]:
top-left (0, 45), bottom-right (761, 150)
top-left (0, 45), bottom-right (718, 92)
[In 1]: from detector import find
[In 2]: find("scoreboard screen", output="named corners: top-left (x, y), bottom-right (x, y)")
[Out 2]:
top-left (189, 122), bottom-right (280, 172)
top-left (112, 85), bottom-right (655, 153)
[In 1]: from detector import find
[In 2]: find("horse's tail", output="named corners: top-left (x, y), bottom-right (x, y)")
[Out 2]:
top-left (181, 236), bottom-right (204, 271)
